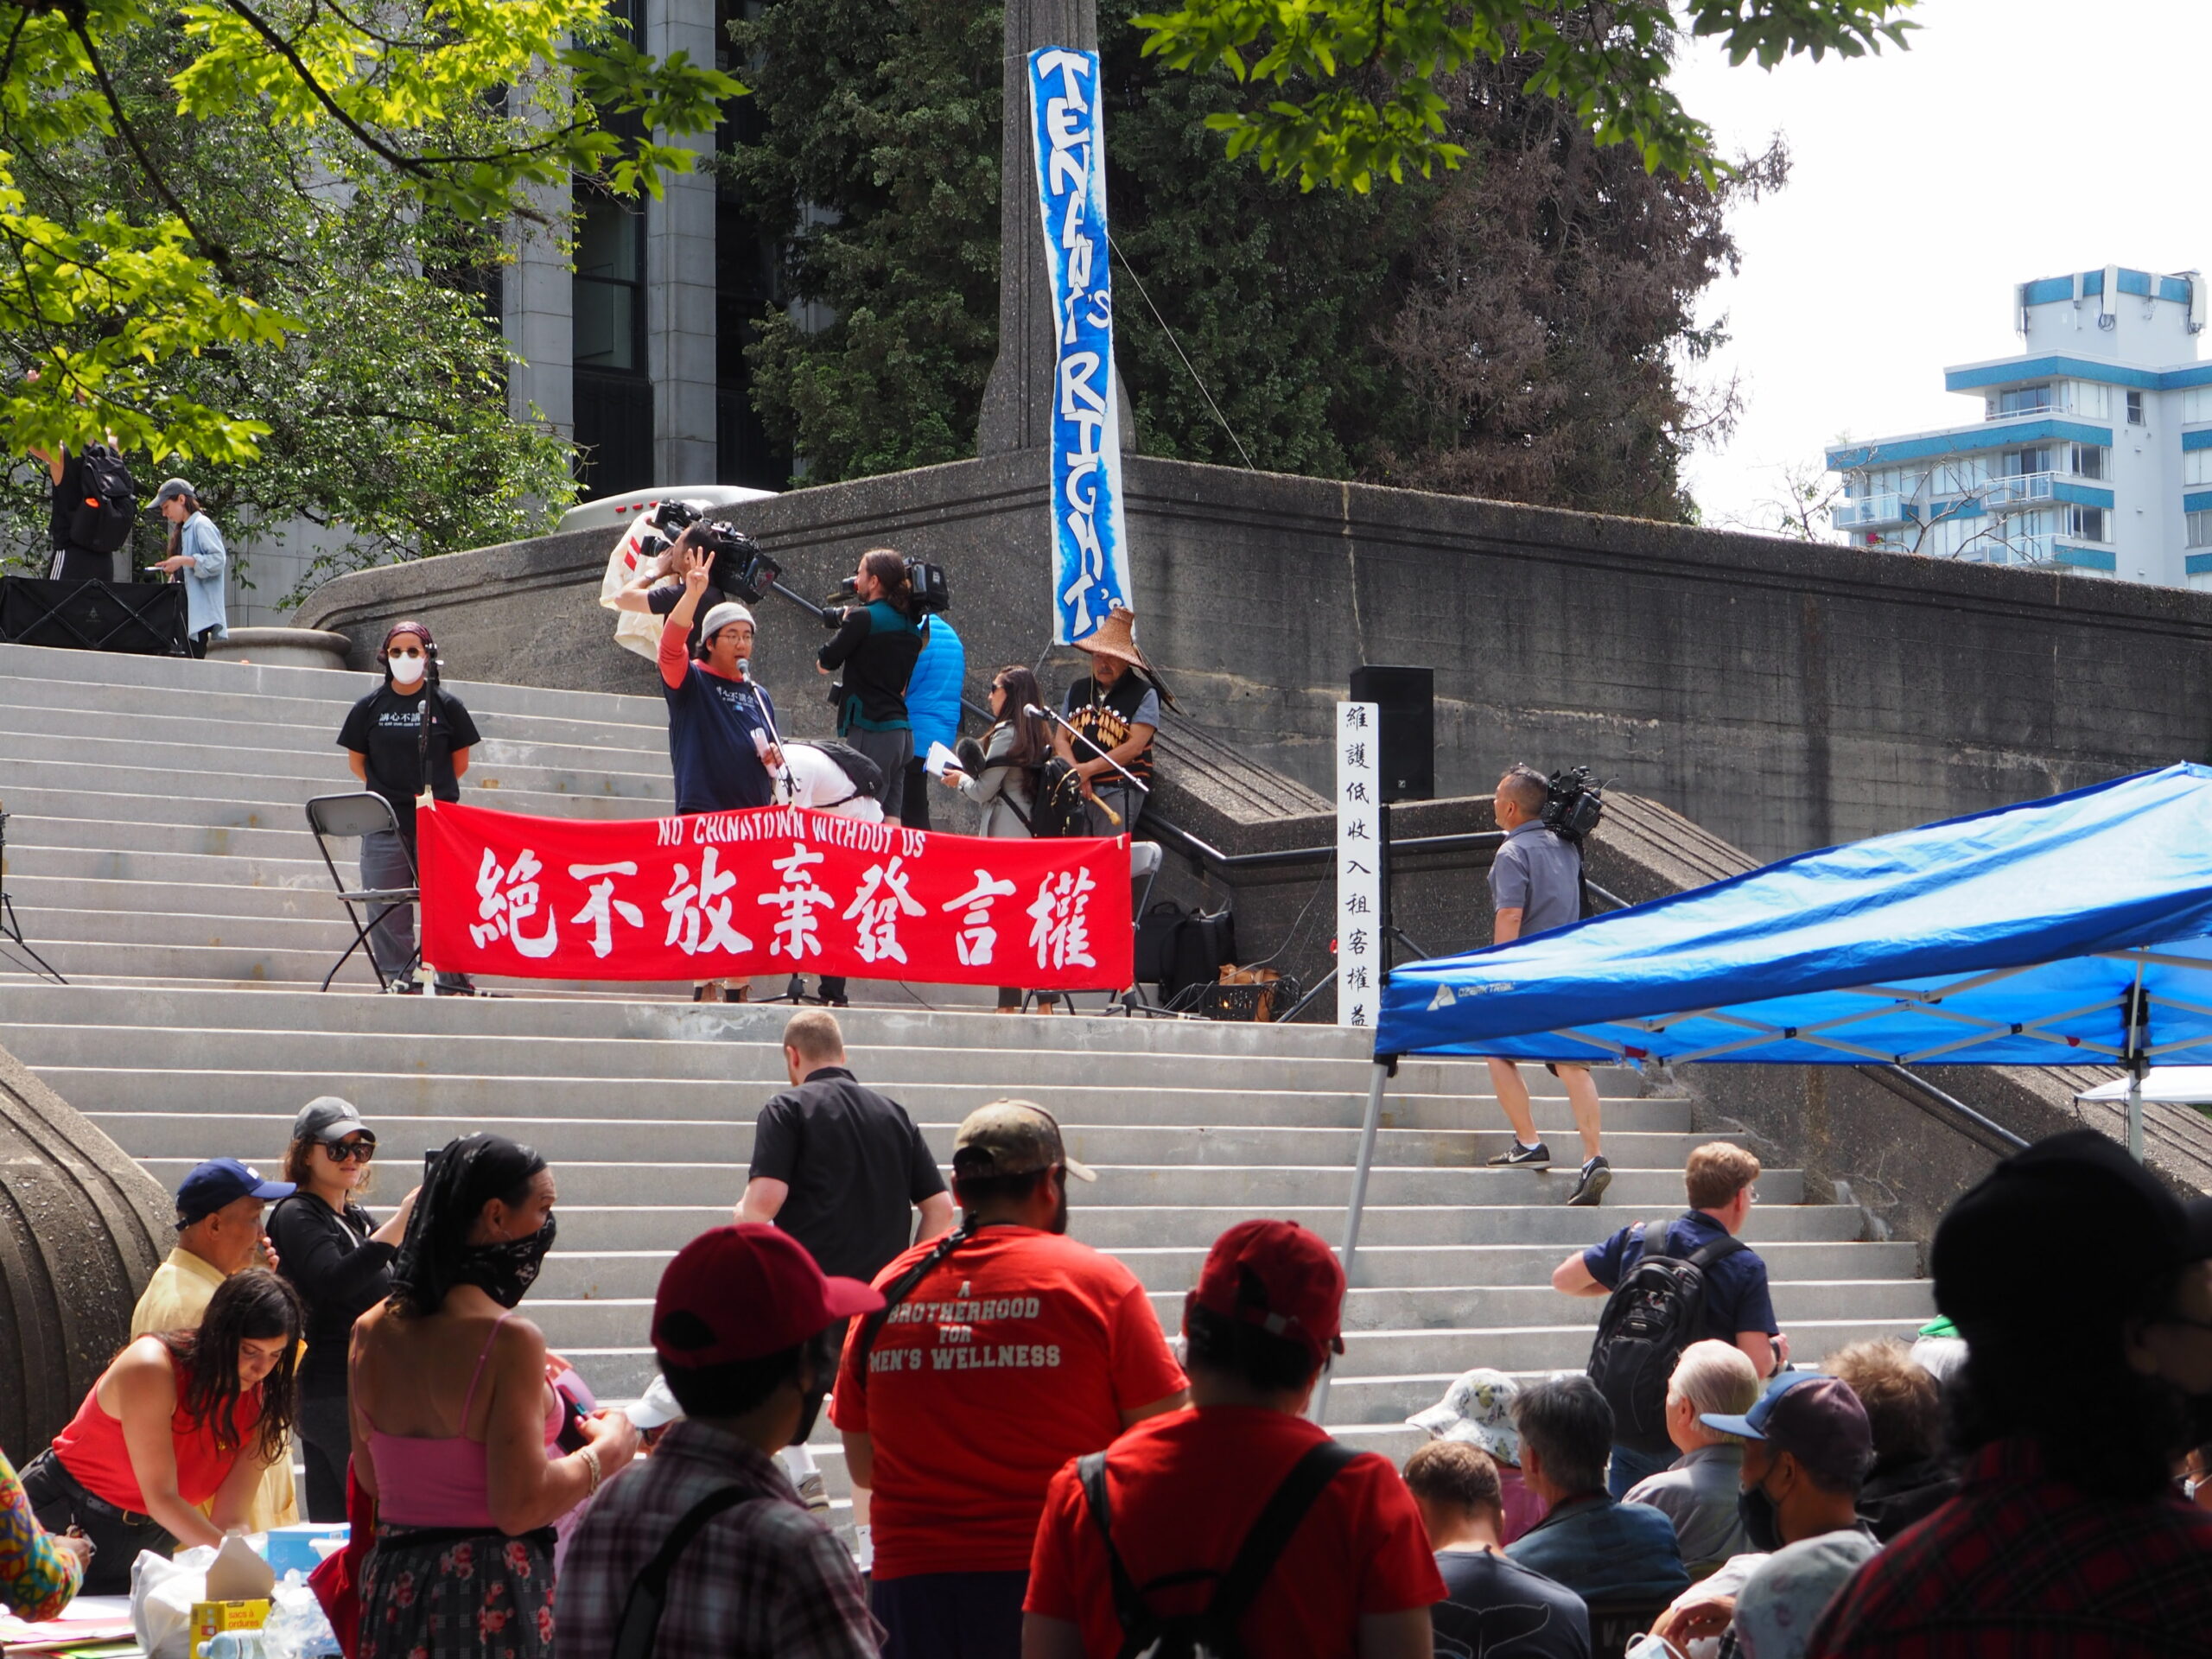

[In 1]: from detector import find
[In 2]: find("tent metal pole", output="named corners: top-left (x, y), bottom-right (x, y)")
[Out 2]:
top-left (2128, 1071), bottom-right (2145, 1163)
top-left (2126, 957), bottom-right (2148, 1163)
top-left (1313, 1058), bottom-right (1391, 1427)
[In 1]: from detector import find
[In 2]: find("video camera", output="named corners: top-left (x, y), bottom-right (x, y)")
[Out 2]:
top-left (1541, 766), bottom-right (1605, 845)
top-left (642, 500), bottom-right (838, 627)
top-left (826, 558), bottom-right (952, 617)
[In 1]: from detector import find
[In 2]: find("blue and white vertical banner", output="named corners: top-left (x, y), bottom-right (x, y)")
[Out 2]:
top-left (1337, 702), bottom-right (1382, 1028)
top-left (1028, 47), bottom-right (1134, 646)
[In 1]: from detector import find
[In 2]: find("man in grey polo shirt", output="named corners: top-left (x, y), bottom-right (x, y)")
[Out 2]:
top-left (1484, 764), bottom-right (1611, 1204)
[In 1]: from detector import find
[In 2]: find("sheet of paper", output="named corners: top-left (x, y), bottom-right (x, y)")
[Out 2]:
top-left (923, 741), bottom-right (959, 779)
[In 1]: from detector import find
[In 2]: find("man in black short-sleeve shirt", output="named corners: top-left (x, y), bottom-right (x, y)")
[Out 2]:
top-left (736, 1008), bottom-right (952, 1282)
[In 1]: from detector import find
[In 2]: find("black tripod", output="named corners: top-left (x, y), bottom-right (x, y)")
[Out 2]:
top-left (0, 809), bottom-right (66, 984)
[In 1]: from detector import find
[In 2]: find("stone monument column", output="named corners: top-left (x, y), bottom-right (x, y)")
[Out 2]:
top-left (977, 0), bottom-right (1135, 455)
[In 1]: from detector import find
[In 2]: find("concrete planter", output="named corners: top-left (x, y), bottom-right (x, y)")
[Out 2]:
top-left (204, 626), bottom-right (354, 670)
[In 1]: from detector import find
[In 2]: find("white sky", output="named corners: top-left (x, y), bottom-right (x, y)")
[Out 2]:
top-left (1670, 0), bottom-right (2212, 533)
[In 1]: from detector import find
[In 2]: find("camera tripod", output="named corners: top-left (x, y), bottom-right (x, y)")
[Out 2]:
top-left (0, 809), bottom-right (66, 984)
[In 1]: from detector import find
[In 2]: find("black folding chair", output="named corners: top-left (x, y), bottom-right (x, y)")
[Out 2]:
top-left (306, 792), bottom-right (418, 992)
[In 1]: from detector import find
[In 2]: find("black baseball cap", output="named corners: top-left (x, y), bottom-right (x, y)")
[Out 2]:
top-left (1700, 1373), bottom-right (1873, 1490)
top-left (1933, 1129), bottom-right (2212, 1334)
top-left (175, 1158), bottom-right (293, 1226)
top-left (293, 1096), bottom-right (372, 1147)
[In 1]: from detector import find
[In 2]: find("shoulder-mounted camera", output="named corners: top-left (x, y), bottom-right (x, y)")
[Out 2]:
top-left (1541, 766), bottom-right (1605, 844)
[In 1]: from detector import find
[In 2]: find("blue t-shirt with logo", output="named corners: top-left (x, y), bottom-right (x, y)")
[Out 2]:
top-left (664, 662), bottom-right (778, 814)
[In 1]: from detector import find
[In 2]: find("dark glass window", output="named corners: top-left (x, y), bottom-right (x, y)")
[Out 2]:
top-left (574, 194), bottom-right (645, 372)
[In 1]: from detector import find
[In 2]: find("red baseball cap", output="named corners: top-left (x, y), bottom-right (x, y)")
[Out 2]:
top-left (652, 1224), bottom-right (884, 1368)
top-left (1186, 1219), bottom-right (1346, 1365)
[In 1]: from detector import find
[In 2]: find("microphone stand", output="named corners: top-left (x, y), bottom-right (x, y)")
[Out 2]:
top-left (1025, 702), bottom-right (1149, 827)
top-left (734, 658), bottom-right (810, 1007)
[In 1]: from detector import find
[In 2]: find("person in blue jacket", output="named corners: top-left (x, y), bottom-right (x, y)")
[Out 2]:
top-left (899, 613), bottom-right (964, 836)
top-left (151, 479), bottom-right (227, 657)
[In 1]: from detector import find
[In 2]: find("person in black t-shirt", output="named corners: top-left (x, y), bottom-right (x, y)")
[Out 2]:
top-left (734, 1008), bottom-right (952, 1508)
top-left (336, 620), bottom-right (481, 992)
top-left (1405, 1440), bottom-right (1592, 1659)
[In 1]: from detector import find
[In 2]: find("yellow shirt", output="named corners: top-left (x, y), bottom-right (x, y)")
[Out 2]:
top-left (129, 1248), bottom-right (301, 1531)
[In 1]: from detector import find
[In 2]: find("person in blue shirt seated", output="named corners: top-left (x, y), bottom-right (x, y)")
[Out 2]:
top-left (1504, 1376), bottom-right (1688, 1611)
top-left (1552, 1142), bottom-right (1788, 1496)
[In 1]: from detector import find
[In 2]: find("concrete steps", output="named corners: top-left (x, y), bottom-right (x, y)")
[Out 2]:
top-left (0, 642), bottom-right (1933, 1447)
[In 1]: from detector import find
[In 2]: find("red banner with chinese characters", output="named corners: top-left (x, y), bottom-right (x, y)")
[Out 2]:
top-left (417, 800), bottom-right (1133, 988)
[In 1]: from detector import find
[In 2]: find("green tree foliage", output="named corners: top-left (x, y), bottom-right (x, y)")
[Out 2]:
top-left (732, 0), bottom-right (1770, 519)
top-left (1130, 0), bottom-right (1912, 192)
top-left (0, 0), bottom-right (739, 473)
top-left (719, 0), bottom-right (1004, 483)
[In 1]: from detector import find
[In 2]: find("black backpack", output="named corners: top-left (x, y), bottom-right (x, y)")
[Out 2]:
top-left (809, 738), bottom-right (884, 802)
top-left (1585, 1223), bottom-right (1746, 1455)
top-left (69, 444), bottom-right (136, 554)
top-left (1079, 1438), bottom-right (1357, 1659)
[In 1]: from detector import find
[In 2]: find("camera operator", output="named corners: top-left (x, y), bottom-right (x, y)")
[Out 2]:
top-left (337, 622), bottom-right (479, 994)
top-left (1484, 764), bottom-right (1608, 1205)
top-left (1054, 604), bottom-right (1166, 836)
top-left (661, 545), bottom-right (782, 1003)
top-left (816, 548), bottom-right (926, 827)
top-left (609, 519), bottom-right (734, 657)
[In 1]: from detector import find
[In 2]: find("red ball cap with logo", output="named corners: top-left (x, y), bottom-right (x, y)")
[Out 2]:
top-left (1186, 1219), bottom-right (1347, 1367)
top-left (652, 1223), bottom-right (885, 1368)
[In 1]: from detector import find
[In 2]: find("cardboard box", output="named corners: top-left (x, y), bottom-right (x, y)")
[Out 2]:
top-left (191, 1598), bottom-right (270, 1657)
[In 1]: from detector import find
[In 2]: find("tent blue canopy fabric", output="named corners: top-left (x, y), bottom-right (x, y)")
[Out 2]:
top-left (1374, 764), bottom-right (2212, 1070)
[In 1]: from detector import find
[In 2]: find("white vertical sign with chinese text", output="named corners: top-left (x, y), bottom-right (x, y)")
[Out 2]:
top-left (1027, 47), bottom-right (1135, 645)
top-left (1337, 702), bottom-right (1382, 1027)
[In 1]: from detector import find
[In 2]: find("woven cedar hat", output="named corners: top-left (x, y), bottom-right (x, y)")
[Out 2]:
top-left (1073, 604), bottom-right (1175, 709)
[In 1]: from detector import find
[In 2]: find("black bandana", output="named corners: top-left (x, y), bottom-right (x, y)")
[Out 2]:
top-left (454, 1214), bottom-right (557, 1309)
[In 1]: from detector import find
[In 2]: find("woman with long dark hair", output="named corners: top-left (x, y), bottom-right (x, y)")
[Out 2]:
top-left (21, 1269), bottom-right (302, 1594)
top-left (268, 1097), bottom-right (419, 1522)
top-left (941, 664), bottom-right (1054, 1014)
top-left (817, 546), bottom-right (926, 826)
top-left (350, 1134), bottom-right (637, 1659)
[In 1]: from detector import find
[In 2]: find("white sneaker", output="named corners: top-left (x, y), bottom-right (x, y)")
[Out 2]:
top-left (795, 1471), bottom-right (831, 1516)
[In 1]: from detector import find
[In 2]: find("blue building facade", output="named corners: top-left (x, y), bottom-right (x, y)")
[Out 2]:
top-left (1828, 266), bottom-right (2212, 588)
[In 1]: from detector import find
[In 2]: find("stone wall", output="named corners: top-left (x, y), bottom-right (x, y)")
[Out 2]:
top-left (299, 452), bottom-right (2212, 862)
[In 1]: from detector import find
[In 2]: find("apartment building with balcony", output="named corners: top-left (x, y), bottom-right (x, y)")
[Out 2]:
top-left (1827, 265), bottom-right (2212, 588)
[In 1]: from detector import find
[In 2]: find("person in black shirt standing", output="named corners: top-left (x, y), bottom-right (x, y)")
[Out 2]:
top-left (336, 620), bottom-right (481, 992)
top-left (734, 1008), bottom-right (951, 1510)
top-left (1055, 604), bottom-right (1170, 836)
top-left (30, 440), bottom-right (111, 581)
top-left (816, 549), bottom-right (925, 826)
top-left (266, 1096), bottom-right (418, 1520)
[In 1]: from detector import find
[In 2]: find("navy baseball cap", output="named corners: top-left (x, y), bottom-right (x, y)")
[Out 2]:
top-left (1700, 1372), bottom-right (1873, 1489)
top-left (175, 1158), bottom-right (293, 1226)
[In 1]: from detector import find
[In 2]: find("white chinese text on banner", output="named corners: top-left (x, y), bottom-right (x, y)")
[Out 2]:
top-left (1027, 46), bottom-right (1134, 645)
top-left (1338, 702), bottom-right (1382, 1027)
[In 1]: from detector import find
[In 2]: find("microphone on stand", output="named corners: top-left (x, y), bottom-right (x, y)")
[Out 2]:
top-left (739, 660), bottom-right (798, 799)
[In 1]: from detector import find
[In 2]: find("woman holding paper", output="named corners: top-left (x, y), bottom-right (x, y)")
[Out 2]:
top-left (941, 664), bottom-right (1052, 1013)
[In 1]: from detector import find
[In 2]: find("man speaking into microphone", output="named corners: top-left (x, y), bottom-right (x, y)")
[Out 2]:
top-left (660, 544), bottom-right (784, 1003)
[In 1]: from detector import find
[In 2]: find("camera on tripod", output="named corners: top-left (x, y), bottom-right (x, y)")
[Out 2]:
top-left (1541, 766), bottom-right (1605, 844)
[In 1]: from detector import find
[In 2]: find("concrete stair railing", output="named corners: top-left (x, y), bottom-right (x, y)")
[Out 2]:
top-left (0, 642), bottom-right (1933, 1511)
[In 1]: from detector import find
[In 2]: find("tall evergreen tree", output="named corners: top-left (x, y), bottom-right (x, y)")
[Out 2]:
top-left (729, 1), bottom-right (1778, 521)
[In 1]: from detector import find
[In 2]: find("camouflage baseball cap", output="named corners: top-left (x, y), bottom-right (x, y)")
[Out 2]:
top-left (952, 1099), bottom-right (1096, 1182)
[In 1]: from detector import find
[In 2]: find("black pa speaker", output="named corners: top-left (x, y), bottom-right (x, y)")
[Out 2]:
top-left (0, 577), bottom-right (188, 654)
top-left (1349, 664), bottom-right (1433, 803)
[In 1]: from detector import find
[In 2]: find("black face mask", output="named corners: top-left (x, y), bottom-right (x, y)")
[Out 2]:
top-left (455, 1215), bottom-right (556, 1308)
top-left (1738, 1474), bottom-right (1785, 1554)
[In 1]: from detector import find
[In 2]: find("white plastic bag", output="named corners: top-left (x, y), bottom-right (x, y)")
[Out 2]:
top-left (261, 1570), bottom-right (342, 1659)
top-left (600, 522), bottom-right (669, 660)
top-left (130, 1543), bottom-right (218, 1659)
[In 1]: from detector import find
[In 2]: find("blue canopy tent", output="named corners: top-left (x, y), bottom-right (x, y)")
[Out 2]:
top-left (1310, 765), bottom-right (2212, 1421)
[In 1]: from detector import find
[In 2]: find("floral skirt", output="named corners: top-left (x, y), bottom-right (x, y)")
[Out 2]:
top-left (358, 1523), bottom-right (558, 1659)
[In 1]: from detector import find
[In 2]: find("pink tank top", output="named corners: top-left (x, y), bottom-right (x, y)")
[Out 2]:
top-left (367, 1311), bottom-right (561, 1528)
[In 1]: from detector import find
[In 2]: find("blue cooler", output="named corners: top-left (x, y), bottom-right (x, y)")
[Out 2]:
top-left (263, 1522), bottom-right (349, 1577)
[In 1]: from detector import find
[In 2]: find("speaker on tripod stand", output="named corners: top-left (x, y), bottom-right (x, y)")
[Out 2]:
top-left (0, 804), bottom-right (66, 983)
top-left (1348, 666), bottom-right (1434, 803)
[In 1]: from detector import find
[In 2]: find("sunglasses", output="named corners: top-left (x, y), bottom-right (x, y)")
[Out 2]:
top-left (324, 1137), bottom-right (377, 1163)
top-left (387, 647), bottom-right (425, 660)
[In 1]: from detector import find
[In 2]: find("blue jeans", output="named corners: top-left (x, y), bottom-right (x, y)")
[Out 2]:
top-left (1608, 1440), bottom-right (1675, 1499)
top-left (872, 1570), bottom-right (1027, 1659)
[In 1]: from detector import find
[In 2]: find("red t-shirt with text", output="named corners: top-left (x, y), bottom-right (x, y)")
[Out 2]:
top-left (832, 1226), bottom-right (1187, 1580)
top-left (1026, 1406), bottom-right (1447, 1659)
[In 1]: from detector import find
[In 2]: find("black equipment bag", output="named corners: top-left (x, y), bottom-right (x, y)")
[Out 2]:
top-left (0, 575), bottom-right (186, 653)
top-left (811, 738), bottom-right (886, 801)
top-left (611, 1483), bottom-right (763, 1658)
top-left (1078, 1438), bottom-right (1358, 1659)
top-left (1585, 1224), bottom-right (1747, 1455)
top-left (1166, 906), bottom-right (1236, 1003)
top-left (69, 445), bottom-right (137, 554)
top-left (1135, 900), bottom-right (1187, 988)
